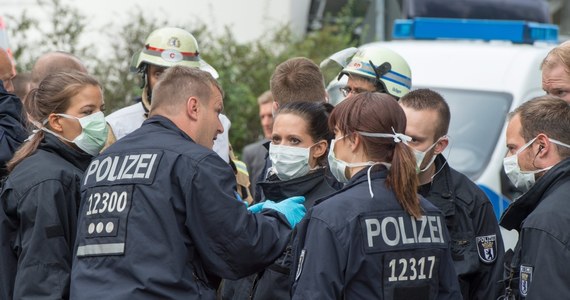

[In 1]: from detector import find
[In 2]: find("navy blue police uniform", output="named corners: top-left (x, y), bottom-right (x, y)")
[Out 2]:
top-left (500, 158), bottom-right (570, 299)
top-left (70, 116), bottom-right (293, 300)
top-left (0, 133), bottom-right (92, 299)
top-left (421, 155), bottom-right (504, 299)
top-left (220, 168), bottom-right (338, 300)
top-left (0, 81), bottom-right (27, 178)
top-left (291, 166), bottom-right (462, 299)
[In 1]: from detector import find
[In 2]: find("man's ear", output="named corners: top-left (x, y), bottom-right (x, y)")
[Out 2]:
top-left (535, 133), bottom-right (550, 158)
top-left (187, 97), bottom-right (199, 121)
top-left (434, 136), bottom-right (449, 155)
top-left (47, 113), bottom-right (64, 133)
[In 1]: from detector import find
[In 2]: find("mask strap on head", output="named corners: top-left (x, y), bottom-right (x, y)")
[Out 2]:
top-left (25, 118), bottom-right (48, 142)
top-left (357, 127), bottom-right (412, 144)
top-left (516, 137), bottom-right (538, 155)
top-left (549, 138), bottom-right (570, 150)
top-left (521, 137), bottom-right (570, 175)
top-left (37, 116), bottom-right (76, 144)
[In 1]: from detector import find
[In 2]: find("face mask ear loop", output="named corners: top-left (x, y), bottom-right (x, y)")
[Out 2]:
top-left (430, 135), bottom-right (453, 182)
top-left (367, 165), bottom-right (375, 198)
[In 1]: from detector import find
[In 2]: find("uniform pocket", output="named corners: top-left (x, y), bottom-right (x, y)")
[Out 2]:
top-left (450, 232), bottom-right (473, 262)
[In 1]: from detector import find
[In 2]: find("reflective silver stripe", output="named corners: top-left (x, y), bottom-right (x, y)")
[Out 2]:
top-left (141, 48), bottom-right (200, 62)
top-left (382, 71), bottom-right (412, 89)
top-left (76, 243), bottom-right (125, 256)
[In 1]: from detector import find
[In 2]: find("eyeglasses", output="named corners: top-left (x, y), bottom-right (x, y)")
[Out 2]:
top-left (339, 87), bottom-right (370, 97)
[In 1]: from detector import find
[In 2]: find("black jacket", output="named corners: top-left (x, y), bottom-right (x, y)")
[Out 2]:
top-left (70, 116), bottom-right (292, 300)
top-left (0, 81), bottom-right (27, 178)
top-left (500, 157), bottom-right (570, 299)
top-left (291, 166), bottom-right (462, 299)
top-left (258, 167), bottom-right (337, 208)
top-left (420, 155), bottom-right (504, 300)
top-left (0, 133), bottom-right (92, 299)
top-left (219, 168), bottom-right (337, 300)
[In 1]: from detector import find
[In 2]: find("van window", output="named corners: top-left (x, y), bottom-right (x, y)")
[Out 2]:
top-left (432, 88), bottom-right (512, 180)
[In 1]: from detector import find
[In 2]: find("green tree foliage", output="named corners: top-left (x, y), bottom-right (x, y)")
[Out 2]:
top-left (6, 0), bottom-right (361, 155)
top-left (7, 0), bottom-right (91, 71)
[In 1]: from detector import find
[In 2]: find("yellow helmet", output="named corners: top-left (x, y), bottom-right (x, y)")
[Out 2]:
top-left (132, 27), bottom-right (218, 78)
top-left (339, 47), bottom-right (411, 99)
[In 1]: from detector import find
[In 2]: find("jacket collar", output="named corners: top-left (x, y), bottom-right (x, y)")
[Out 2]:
top-left (500, 157), bottom-right (570, 231)
top-left (421, 154), bottom-right (456, 217)
top-left (40, 132), bottom-right (93, 171)
top-left (314, 165), bottom-right (389, 205)
top-left (144, 115), bottom-right (195, 143)
top-left (259, 168), bottom-right (328, 201)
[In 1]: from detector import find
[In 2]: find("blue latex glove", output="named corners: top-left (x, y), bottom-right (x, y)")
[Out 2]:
top-left (247, 201), bottom-right (264, 213)
top-left (253, 196), bottom-right (306, 228)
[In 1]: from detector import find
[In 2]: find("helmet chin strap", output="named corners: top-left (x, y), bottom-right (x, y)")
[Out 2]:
top-left (141, 86), bottom-right (152, 117)
top-left (138, 64), bottom-right (148, 89)
top-left (138, 64), bottom-right (152, 117)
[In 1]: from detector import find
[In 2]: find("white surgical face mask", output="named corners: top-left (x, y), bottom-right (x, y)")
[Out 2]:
top-left (328, 133), bottom-right (399, 197)
top-left (269, 143), bottom-right (316, 181)
top-left (42, 111), bottom-right (108, 156)
top-left (411, 138), bottom-right (441, 174)
top-left (503, 136), bottom-right (570, 193)
top-left (327, 136), bottom-right (376, 183)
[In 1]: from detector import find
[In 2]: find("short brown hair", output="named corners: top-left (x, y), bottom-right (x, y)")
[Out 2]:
top-left (541, 40), bottom-right (570, 71)
top-left (511, 95), bottom-right (570, 158)
top-left (150, 66), bottom-right (223, 115)
top-left (270, 57), bottom-right (326, 105)
top-left (257, 90), bottom-right (273, 105)
top-left (399, 88), bottom-right (450, 140)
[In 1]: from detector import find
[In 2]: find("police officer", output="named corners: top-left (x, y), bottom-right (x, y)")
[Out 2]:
top-left (105, 26), bottom-right (250, 203)
top-left (291, 92), bottom-right (461, 299)
top-left (400, 89), bottom-right (504, 299)
top-left (1, 72), bottom-right (107, 299)
top-left (106, 27), bottom-right (218, 140)
top-left (70, 66), bottom-right (306, 299)
top-left (541, 40), bottom-right (570, 103)
top-left (499, 96), bottom-right (570, 299)
top-left (0, 48), bottom-right (26, 177)
top-left (333, 46), bottom-right (412, 100)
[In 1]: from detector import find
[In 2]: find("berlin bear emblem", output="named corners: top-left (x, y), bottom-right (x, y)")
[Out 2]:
top-left (476, 234), bottom-right (497, 264)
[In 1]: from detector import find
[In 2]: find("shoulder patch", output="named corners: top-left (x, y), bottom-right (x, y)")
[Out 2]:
top-left (476, 234), bottom-right (497, 264)
top-left (520, 265), bottom-right (533, 297)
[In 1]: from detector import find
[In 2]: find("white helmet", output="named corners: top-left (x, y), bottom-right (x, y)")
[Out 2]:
top-left (131, 27), bottom-right (218, 78)
top-left (339, 47), bottom-right (411, 99)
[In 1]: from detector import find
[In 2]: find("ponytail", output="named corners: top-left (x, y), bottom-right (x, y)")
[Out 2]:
top-left (7, 131), bottom-right (44, 172)
top-left (386, 142), bottom-right (422, 219)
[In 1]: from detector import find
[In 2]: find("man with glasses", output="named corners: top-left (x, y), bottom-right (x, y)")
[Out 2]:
top-left (338, 47), bottom-right (412, 100)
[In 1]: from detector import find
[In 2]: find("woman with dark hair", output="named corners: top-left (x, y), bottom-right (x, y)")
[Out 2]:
top-left (220, 101), bottom-right (337, 300)
top-left (261, 101), bottom-right (337, 208)
top-left (0, 71), bottom-right (107, 299)
top-left (291, 93), bottom-right (461, 299)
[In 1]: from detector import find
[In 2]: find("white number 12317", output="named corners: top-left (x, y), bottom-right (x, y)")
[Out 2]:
top-left (388, 256), bottom-right (436, 282)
